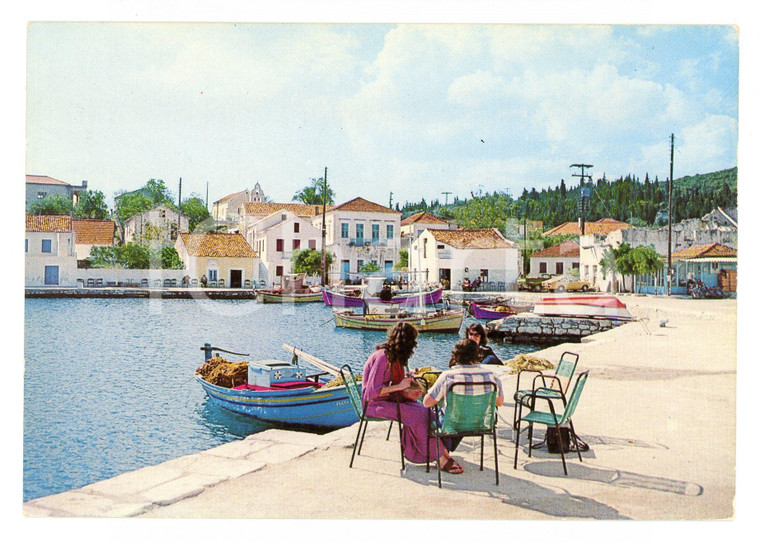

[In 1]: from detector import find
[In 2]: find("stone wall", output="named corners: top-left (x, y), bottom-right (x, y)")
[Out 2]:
top-left (486, 315), bottom-right (627, 344)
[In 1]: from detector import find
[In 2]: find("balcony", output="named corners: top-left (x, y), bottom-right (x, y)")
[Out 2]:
top-left (348, 238), bottom-right (387, 247)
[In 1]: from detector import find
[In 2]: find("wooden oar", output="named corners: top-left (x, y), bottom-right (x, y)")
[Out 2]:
top-left (282, 343), bottom-right (341, 376)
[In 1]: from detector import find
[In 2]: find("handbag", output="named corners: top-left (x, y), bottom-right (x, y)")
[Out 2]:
top-left (546, 426), bottom-right (589, 453)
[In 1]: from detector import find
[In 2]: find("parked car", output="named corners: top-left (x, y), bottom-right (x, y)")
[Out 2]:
top-left (517, 273), bottom-right (552, 292)
top-left (541, 275), bottom-right (591, 292)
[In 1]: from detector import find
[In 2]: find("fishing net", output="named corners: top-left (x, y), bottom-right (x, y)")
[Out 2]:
top-left (196, 357), bottom-right (249, 388)
top-left (320, 373), bottom-right (363, 389)
top-left (504, 354), bottom-right (555, 375)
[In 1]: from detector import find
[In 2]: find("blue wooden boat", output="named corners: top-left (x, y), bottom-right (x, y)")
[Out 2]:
top-left (196, 344), bottom-right (359, 429)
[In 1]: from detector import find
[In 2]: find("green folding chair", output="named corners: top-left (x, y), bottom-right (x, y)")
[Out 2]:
top-left (513, 371), bottom-right (589, 475)
top-left (512, 351), bottom-right (579, 430)
top-left (340, 365), bottom-right (405, 470)
top-left (427, 381), bottom-right (500, 488)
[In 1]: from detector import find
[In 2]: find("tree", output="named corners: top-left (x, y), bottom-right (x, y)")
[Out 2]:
top-left (144, 178), bottom-right (174, 206)
top-left (393, 249), bottom-right (409, 270)
top-left (115, 191), bottom-right (154, 223)
top-left (155, 246), bottom-right (184, 269)
top-left (599, 247), bottom-right (618, 293)
top-left (291, 249), bottom-right (333, 276)
top-left (613, 243), bottom-right (634, 292)
top-left (88, 243), bottom-right (184, 269)
top-left (359, 262), bottom-right (381, 273)
top-left (629, 245), bottom-right (663, 293)
top-left (181, 195), bottom-right (211, 231)
top-left (73, 190), bottom-right (109, 219)
top-left (28, 195), bottom-right (73, 215)
top-left (292, 177), bottom-right (335, 205)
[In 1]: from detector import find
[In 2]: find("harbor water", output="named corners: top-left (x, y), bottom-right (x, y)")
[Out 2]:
top-left (24, 297), bottom-right (539, 502)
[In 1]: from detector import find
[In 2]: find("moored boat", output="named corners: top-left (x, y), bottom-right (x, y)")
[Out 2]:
top-left (470, 302), bottom-right (517, 320)
top-left (196, 344), bottom-right (358, 429)
top-left (258, 273), bottom-right (323, 303)
top-left (322, 286), bottom-right (443, 307)
top-left (533, 294), bottom-right (634, 320)
top-left (333, 308), bottom-right (465, 333)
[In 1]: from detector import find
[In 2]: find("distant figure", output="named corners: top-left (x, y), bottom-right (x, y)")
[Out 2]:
top-left (182, 275), bottom-right (190, 288)
top-left (471, 277), bottom-right (482, 291)
top-left (463, 277), bottom-right (471, 291)
top-left (200, 274), bottom-right (208, 288)
top-left (379, 285), bottom-right (394, 301)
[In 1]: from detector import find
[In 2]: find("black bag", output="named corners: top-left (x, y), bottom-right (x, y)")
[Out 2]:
top-left (546, 426), bottom-right (589, 453)
top-left (546, 426), bottom-right (572, 453)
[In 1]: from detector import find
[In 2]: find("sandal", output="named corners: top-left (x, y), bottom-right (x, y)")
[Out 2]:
top-left (441, 457), bottom-right (464, 474)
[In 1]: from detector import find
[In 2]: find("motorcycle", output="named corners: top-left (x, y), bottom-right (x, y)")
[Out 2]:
top-left (687, 278), bottom-right (728, 299)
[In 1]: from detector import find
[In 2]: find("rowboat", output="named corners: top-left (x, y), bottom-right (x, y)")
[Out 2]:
top-left (333, 308), bottom-right (465, 333)
top-left (196, 344), bottom-right (359, 429)
top-left (471, 302), bottom-right (517, 320)
top-left (322, 286), bottom-right (443, 308)
top-left (259, 290), bottom-right (323, 303)
top-left (533, 294), bottom-right (634, 320)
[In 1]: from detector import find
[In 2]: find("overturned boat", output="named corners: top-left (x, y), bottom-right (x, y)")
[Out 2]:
top-left (533, 294), bottom-right (634, 321)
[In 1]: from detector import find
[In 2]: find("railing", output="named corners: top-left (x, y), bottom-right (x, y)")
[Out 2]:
top-left (348, 238), bottom-right (388, 247)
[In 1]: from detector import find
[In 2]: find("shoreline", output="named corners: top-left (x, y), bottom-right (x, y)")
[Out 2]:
top-left (23, 294), bottom-right (737, 519)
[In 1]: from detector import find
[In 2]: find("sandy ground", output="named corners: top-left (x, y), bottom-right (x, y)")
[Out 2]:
top-left (130, 294), bottom-right (737, 520)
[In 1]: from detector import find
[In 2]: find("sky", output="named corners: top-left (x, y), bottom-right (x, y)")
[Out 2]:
top-left (24, 19), bottom-right (740, 210)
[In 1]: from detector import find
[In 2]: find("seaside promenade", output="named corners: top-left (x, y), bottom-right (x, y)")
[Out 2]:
top-left (23, 294), bottom-right (737, 520)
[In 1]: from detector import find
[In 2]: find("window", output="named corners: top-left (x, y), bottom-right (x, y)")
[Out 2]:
top-left (276, 266), bottom-right (283, 277)
top-left (276, 239), bottom-right (284, 252)
top-left (292, 239), bottom-right (301, 250)
top-left (294, 222), bottom-right (300, 233)
top-left (355, 223), bottom-right (364, 240)
top-left (308, 239), bottom-right (316, 250)
top-left (208, 269), bottom-right (218, 281)
top-left (41, 239), bottom-right (52, 253)
top-left (170, 223), bottom-right (178, 241)
top-left (539, 262), bottom-right (547, 274)
top-left (386, 224), bottom-right (394, 239)
top-left (572, 262), bottom-right (580, 270)
top-left (357, 259), bottom-right (364, 272)
top-left (371, 224), bottom-right (379, 240)
top-left (25, 239), bottom-right (28, 253)
top-left (480, 269), bottom-right (489, 282)
top-left (160, 209), bottom-right (166, 218)
top-left (341, 223), bottom-right (349, 238)
top-left (423, 238), bottom-right (427, 258)
top-left (556, 262), bottom-right (564, 274)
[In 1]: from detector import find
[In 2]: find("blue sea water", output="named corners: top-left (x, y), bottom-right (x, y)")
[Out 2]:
top-left (23, 297), bottom-right (538, 501)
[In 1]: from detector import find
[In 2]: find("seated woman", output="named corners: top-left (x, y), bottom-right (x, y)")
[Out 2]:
top-left (466, 323), bottom-right (503, 365)
top-left (423, 338), bottom-right (505, 454)
top-left (362, 322), bottom-right (462, 474)
top-left (462, 277), bottom-right (471, 291)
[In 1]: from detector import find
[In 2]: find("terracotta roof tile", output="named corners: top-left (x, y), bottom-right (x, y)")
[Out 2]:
top-left (672, 243), bottom-right (737, 261)
top-left (401, 211), bottom-right (448, 226)
top-left (179, 233), bottom-right (256, 258)
top-left (243, 202), bottom-right (325, 217)
top-left (25, 214), bottom-right (72, 232)
top-left (26, 175), bottom-right (71, 186)
top-left (529, 240), bottom-right (580, 259)
top-left (428, 228), bottom-right (514, 249)
top-left (72, 219), bottom-right (115, 245)
top-left (329, 197), bottom-right (399, 215)
top-left (544, 218), bottom-right (630, 236)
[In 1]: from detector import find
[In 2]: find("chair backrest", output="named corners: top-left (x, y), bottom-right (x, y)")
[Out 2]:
top-left (441, 381), bottom-right (498, 434)
top-left (339, 364), bottom-right (363, 418)
top-left (559, 371), bottom-right (589, 424)
top-left (552, 351), bottom-right (579, 390)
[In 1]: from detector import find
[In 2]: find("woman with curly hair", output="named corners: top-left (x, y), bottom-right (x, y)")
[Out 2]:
top-left (362, 322), bottom-right (461, 473)
top-left (465, 323), bottom-right (503, 365)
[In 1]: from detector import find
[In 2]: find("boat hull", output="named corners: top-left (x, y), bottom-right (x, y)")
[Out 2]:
top-left (533, 294), bottom-right (634, 320)
top-left (197, 376), bottom-right (358, 429)
top-left (333, 309), bottom-right (465, 333)
top-left (259, 291), bottom-right (323, 303)
top-left (322, 287), bottom-right (443, 308)
top-left (471, 303), bottom-right (516, 320)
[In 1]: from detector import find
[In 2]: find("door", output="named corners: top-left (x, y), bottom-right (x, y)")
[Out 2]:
top-left (230, 269), bottom-right (242, 288)
top-left (341, 260), bottom-right (350, 281)
top-left (439, 268), bottom-right (451, 289)
top-left (384, 260), bottom-right (394, 280)
top-left (44, 265), bottom-right (59, 285)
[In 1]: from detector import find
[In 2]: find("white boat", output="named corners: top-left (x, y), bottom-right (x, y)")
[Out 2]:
top-left (533, 294), bottom-right (634, 321)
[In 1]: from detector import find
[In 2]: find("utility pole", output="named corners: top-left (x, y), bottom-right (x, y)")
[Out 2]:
top-left (389, 191), bottom-right (393, 209)
top-left (178, 177), bottom-right (182, 234)
top-left (320, 167), bottom-right (328, 287)
top-left (205, 181), bottom-right (209, 210)
top-left (571, 164), bottom-right (593, 235)
top-left (441, 191), bottom-right (452, 206)
top-left (667, 133), bottom-right (674, 296)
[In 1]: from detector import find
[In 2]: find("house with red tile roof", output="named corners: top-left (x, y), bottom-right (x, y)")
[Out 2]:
top-left (544, 218), bottom-right (630, 237)
top-left (25, 215), bottom-right (78, 286)
top-left (528, 240), bottom-right (580, 277)
top-left (672, 243), bottom-right (737, 293)
top-left (72, 219), bottom-right (116, 260)
top-left (213, 182), bottom-right (267, 225)
top-left (316, 197), bottom-right (401, 282)
top-left (400, 211), bottom-right (457, 249)
top-left (409, 228), bottom-right (519, 291)
top-left (26, 175), bottom-right (88, 210)
top-left (175, 233), bottom-right (257, 288)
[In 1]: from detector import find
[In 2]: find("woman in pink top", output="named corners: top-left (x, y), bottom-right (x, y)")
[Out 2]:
top-left (362, 322), bottom-right (462, 474)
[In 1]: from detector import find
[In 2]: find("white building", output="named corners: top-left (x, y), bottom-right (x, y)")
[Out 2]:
top-left (529, 240), bottom-right (580, 277)
top-left (212, 182), bottom-right (267, 228)
top-left (319, 197), bottom-right (401, 283)
top-left (410, 228), bottom-right (519, 291)
top-left (244, 209), bottom-right (323, 287)
top-left (399, 211), bottom-right (456, 250)
top-left (123, 205), bottom-right (189, 245)
top-left (25, 215), bottom-right (78, 286)
top-left (175, 233), bottom-right (257, 288)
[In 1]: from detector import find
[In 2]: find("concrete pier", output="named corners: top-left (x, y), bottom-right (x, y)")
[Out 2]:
top-left (486, 314), bottom-right (626, 344)
top-left (25, 287), bottom-right (258, 300)
top-left (23, 294), bottom-right (738, 520)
